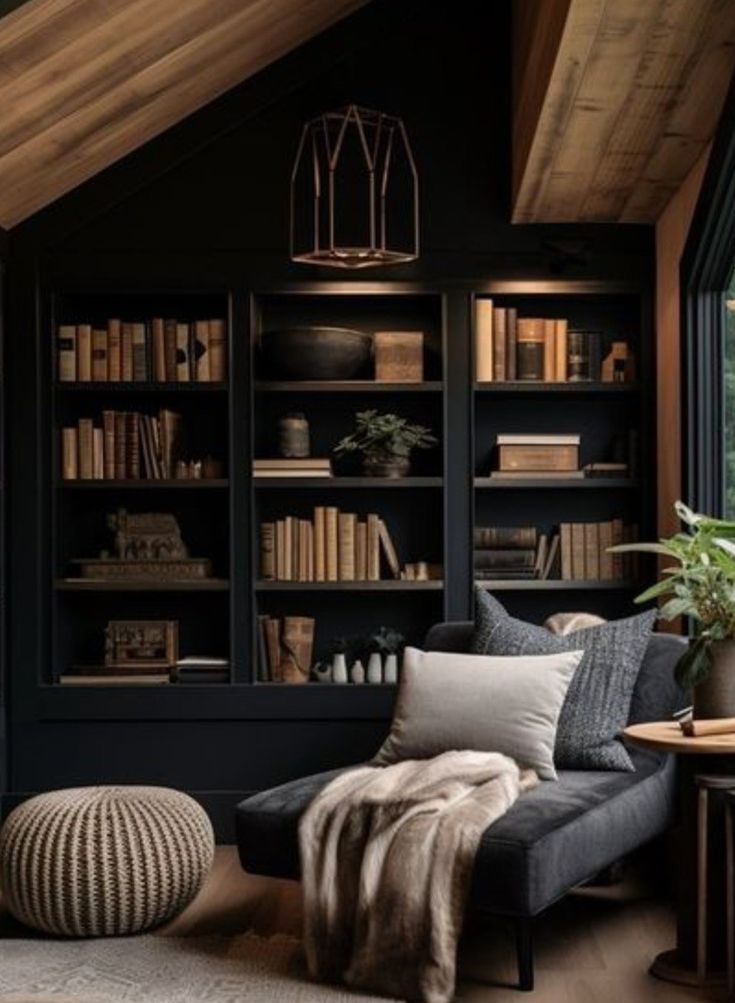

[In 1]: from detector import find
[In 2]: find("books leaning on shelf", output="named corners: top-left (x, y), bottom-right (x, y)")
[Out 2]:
top-left (253, 458), bottom-right (332, 478)
top-left (61, 410), bottom-right (224, 481)
top-left (473, 526), bottom-right (559, 581)
top-left (559, 520), bottom-right (638, 582)
top-left (57, 318), bottom-right (227, 383)
top-left (495, 434), bottom-right (580, 474)
top-left (260, 509), bottom-right (403, 582)
top-left (474, 300), bottom-right (634, 384)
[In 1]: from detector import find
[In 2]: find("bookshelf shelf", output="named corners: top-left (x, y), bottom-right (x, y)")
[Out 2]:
top-left (56, 382), bottom-right (228, 393)
top-left (474, 579), bottom-right (638, 591)
top-left (255, 380), bottom-right (443, 393)
top-left (60, 479), bottom-right (229, 489)
top-left (474, 382), bottom-right (639, 395)
top-left (474, 477), bottom-right (638, 489)
top-left (55, 580), bottom-right (230, 592)
top-left (253, 476), bottom-right (442, 489)
top-left (255, 580), bottom-right (443, 592)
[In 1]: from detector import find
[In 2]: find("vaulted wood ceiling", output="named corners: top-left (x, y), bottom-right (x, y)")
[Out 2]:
top-left (513, 0), bottom-right (735, 223)
top-left (0, 0), bottom-right (367, 228)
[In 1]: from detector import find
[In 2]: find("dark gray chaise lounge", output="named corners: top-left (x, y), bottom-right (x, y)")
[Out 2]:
top-left (236, 622), bottom-right (686, 991)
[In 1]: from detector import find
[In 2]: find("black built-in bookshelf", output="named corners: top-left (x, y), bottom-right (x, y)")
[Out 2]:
top-left (46, 281), bottom-right (653, 692)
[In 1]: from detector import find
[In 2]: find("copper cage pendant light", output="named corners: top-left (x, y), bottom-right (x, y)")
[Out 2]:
top-left (290, 104), bottom-right (419, 269)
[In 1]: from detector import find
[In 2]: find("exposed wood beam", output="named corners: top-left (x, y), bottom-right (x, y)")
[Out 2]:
top-left (513, 0), bottom-right (735, 223)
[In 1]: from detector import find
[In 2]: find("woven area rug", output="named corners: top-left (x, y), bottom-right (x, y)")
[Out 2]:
top-left (0, 932), bottom-right (394, 1002)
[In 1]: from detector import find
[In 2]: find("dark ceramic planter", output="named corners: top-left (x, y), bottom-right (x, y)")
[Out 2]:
top-left (259, 327), bottom-right (372, 380)
top-left (693, 639), bottom-right (735, 718)
top-left (362, 455), bottom-right (411, 479)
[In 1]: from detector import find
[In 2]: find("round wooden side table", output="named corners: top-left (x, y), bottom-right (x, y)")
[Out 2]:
top-left (624, 721), bottom-right (735, 988)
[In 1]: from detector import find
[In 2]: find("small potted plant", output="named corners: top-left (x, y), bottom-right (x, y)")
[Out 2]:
top-left (612, 501), bottom-right (735, 718)
top-left (333, 410), bottom-right (437, 478)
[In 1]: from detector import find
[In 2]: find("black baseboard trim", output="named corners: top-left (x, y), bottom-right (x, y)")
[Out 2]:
top-left (1, 788), bottom-right (254, 843)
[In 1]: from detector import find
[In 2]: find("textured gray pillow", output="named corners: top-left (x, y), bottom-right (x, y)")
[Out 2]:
top-left (374, 646), bottom-right (583, 780)
top-left (471, 590), bottom-right (656, 771)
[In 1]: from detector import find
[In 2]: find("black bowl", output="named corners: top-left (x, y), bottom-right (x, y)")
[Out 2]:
top-left (259, 327), bottom-right (373, 380)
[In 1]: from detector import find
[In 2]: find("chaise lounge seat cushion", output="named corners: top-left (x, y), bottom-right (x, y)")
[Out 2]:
top-left (235, 747), bottom-right (675, 917)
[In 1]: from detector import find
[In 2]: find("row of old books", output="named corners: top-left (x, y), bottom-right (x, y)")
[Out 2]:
top-left (57, 318), bottom-right (227, 383)
top-left (474, 526), bottom-right (559, 580)
top-left (560, 521), bottom-right (638, 581)
top-left (474, 300), bottom-right (634, 383)
top-left (61, 409), bottom-right (189, 481)
top-left (260, 510), bottom-right (403, 582)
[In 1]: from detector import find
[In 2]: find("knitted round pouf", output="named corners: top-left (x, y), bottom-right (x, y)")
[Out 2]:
top-left (0, 786), bottom-right (214, 936)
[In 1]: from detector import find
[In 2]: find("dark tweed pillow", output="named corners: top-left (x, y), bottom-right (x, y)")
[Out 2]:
top-left (471, 590), bottom-right (656, 771)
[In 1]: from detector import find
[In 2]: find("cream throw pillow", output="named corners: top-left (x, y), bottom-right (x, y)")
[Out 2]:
top-left (374, 646), bottom-right (583, 780)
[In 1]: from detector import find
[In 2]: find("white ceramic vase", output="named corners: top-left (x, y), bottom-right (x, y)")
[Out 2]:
top-left (383, 653), bottom-right (398, 685)
top-left (332, 653), bottom-right (348, 685)
top-left (367, 652), bottom-right (383, 684)
top-left (313, 663), bottom-right (332, 684)
top-left (350, 659), bottom-right (365, 684)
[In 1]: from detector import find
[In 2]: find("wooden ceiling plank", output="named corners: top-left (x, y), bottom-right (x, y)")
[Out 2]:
top-left (512, 0), bottom-right (606, 222)
top-left (0, 0), bottom-right (255, 160)
top-left (620, 0), bottom-right (735, 220)
top-left (535, 0), bottom-right (664, 222)
top-left (580, 0), bottom-right (716, 220)
top-left (0, 0), bottom-right (365, 226)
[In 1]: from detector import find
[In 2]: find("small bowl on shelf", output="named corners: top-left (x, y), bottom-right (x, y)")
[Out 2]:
top-left (258, 327), bottom-right (372, 380)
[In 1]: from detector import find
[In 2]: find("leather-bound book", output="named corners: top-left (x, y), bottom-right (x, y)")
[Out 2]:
top-left (493, 307), bottom-right (506, 381)
top-left (163, 318), bottom-right (177, 382)
top-left (474, 526), bottom-right (537, 549)
top-left (121, 323), bottom-right (134, 381)
top-left (92, 328), bottom-right (108, 381)
top-left (102, 410), bottom-right (116, 480)
top-left (275, 520), bottom-right (285, 580)
top-left (475, 298), bottom-right (493, 382)
top-left (598, 521), bottom-right (614, 580)
top-left (260, 523), bottom-right (275, 580)
top-left (325, 507), bottom-right (339, 581)
top-left (61, 427), bottom-right (78, 479)
top-left (176, 323), bottom-right (190, 381)
top-left (506, 307), bottom-right (517, 381)
top-left (57, 325), bottom-right (77, 381)
top-left (313, 507), bottom-right (326, 582)
top-left (114, 411), bottom-right (127, 479)
top-left (77, 418), bottom-right (94, 479)
top-left (208, 319), bottom-right (227, 382)
top-left (338, 513), bottom-right (356, 581)
top-left (257, 615), bottom-right (270, 682)
top-left (560, 523), bottom-right (572, 580)
top-left (132, 323), bottom-right (147, 382)
top-left (571, 523), bottom-right (586, 580)
top-left (107, 319), bottom-right (121, 381)
top-left (355, 520), bottom-right (367, 580)
top-left (194, 320), bottom-right (210, 381)
top-left (611, 518), bottom-right (624, 579)
top-left (555, 319), bottom-right (568, 382)
top-left (151, 318), bottom-right (166, 382)
top-left (264, 618), bottom-right (282, 682)
top-left (474, 549), bottom-right (536, 569)
top-left (93, 428), bottom-right (104, 479)
top-left (516, 319), bottom-right (545, 380)
top-left (378, 519), bottom-right (401, 579)
top-left (543, 319), bottom-right (556, 382)
top-left (284, 516), bottom-right (294, 582)
top-left (126, 411), bottom-right (140, 479)
top-left (77, 324), bottom-right (92, 382)
top-left (498, 444), bottom-right (579, 472)
top-left (583, 523), bottom-right (599, 579)
top-left (280, 616), bottom-right (314, 684)
top-left (367, 513), bottom-right (380, 581)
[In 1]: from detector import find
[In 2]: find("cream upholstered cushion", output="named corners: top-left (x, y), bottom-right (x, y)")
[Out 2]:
top-left (0, 785), bottom-right (214, 936)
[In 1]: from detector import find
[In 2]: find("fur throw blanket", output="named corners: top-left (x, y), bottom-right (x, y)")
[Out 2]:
top-left (299, 750), bottom-right (537, 1003)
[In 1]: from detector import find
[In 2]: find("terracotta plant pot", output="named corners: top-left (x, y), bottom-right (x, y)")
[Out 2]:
top-left (363, 455), bottom-right (411, 479)
top-left (693, 639), bottom-right (735, 719)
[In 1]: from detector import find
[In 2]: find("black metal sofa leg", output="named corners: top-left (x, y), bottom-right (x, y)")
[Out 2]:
top-left (515, 916), bottom-right (534, 992)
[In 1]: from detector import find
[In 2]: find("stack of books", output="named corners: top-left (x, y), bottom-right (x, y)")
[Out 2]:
top-left (474, 526), bottom-right (559, 581)
top-left (253, 458), bottom-right (332, 479)
top-left (260, 509), bottom-right (402, 582)
top-left (170, 657), bottom-right (229, 684)
top-left (474, 301), bottom-right (634, 383)
top-left (57, 318), bottom-right (227, 383)
top-left (61, 409), bottom-right (219, 481)
top-left (491, 434), bottom-right (582, 478)
top-left (560, 520), bottom-right (638, 581)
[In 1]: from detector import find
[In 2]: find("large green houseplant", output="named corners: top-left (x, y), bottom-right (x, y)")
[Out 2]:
top-left (334, 410), bottom-right (437, 478)
top-left (613, 501), bottom-right (735, 717)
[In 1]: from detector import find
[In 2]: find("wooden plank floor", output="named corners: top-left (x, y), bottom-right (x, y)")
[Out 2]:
top-left (0, 846), bottom-right (715, 1001)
